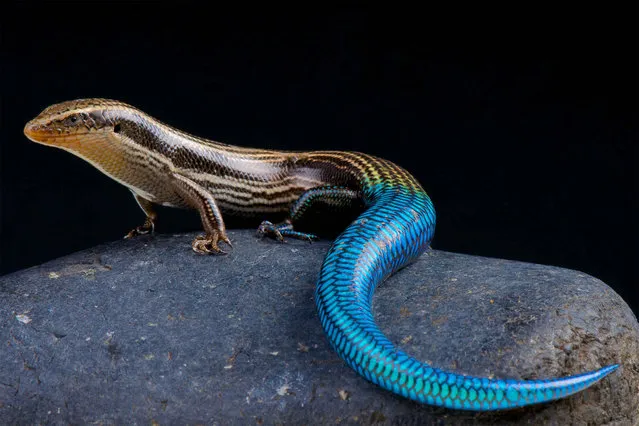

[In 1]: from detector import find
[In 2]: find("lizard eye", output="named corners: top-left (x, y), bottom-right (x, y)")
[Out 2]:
top-left (64, 114), bottom-right (80, 126)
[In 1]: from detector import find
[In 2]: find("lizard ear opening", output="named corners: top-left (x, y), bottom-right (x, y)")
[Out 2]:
top-left (113, 123), bottom-right (122, 133)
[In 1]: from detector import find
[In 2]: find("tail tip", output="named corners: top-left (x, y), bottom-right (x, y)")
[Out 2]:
top-left (599, 363), bottom-right (619, 376)
top-left (587, 363), bottom-right (619, 384)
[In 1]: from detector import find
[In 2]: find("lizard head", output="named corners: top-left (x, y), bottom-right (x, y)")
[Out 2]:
top-left (24, 98), bottom-right (134, 148)
top-left (23, 98), bottom-right (150, 185)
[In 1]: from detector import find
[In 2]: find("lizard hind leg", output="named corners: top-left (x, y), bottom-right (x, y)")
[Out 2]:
top-left (256, 185), bottom-right (361, 243)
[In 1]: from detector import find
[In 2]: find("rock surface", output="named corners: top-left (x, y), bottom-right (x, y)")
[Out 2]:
top-left (0, 230), bottom-right (637, 425)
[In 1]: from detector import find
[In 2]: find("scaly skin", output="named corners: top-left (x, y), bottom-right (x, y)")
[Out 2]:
top-left (24, 98), bottom-right (618, 410)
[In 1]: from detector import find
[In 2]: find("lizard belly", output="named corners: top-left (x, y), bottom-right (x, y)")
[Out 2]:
top-left (125, 171), bottom-right (187, 208)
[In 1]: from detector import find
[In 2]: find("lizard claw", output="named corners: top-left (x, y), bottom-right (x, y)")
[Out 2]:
top-left (192, 231), bottom-right (232, 255)
top-left (124, 218), bottom-right (155, 239)
top-left (256, 220), bottom-right (318, 243)
top-left (221, 234), bottom-right (233, 249)
top-left (256, 220), bottom-right (284, 242)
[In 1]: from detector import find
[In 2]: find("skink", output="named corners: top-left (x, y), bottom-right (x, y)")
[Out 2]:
top-left (24, 98), bottom-right (618, 411)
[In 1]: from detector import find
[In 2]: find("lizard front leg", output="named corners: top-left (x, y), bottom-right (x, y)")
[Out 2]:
top-left (124, 191), bottom-right (158, 239)
top-left (171, 173), bottom-right (232, 255)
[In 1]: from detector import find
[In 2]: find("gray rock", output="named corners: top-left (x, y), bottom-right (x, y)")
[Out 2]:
top-left (0, 230), bottom-right (637, 425)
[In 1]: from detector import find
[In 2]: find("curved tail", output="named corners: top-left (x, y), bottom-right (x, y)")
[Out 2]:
top-left (314, 186), bottom-right (618, 410)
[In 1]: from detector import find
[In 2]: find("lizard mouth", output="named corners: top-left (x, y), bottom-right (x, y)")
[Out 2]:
top-left (24, 120), bottom-right (57, 144)
top-left (24, 120), bottom-right (87, 146)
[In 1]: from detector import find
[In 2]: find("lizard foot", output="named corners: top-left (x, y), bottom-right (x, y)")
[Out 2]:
top-left (256, 220), bottom-right (318, 243)
top-left (192, 231), bottom-right (232, 255)
top-left (124, 217), bottom-right (155, 239)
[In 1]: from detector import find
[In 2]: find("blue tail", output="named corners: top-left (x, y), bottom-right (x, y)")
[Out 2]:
top-left (314, 187), bottom-right (618, 410)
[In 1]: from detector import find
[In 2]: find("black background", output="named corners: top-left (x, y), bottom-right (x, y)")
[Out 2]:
top-left (1, 3), bottom-right (637, 316)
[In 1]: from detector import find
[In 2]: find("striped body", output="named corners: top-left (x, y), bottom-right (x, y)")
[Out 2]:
top-left (24, 99), bottom-right (618, 411)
